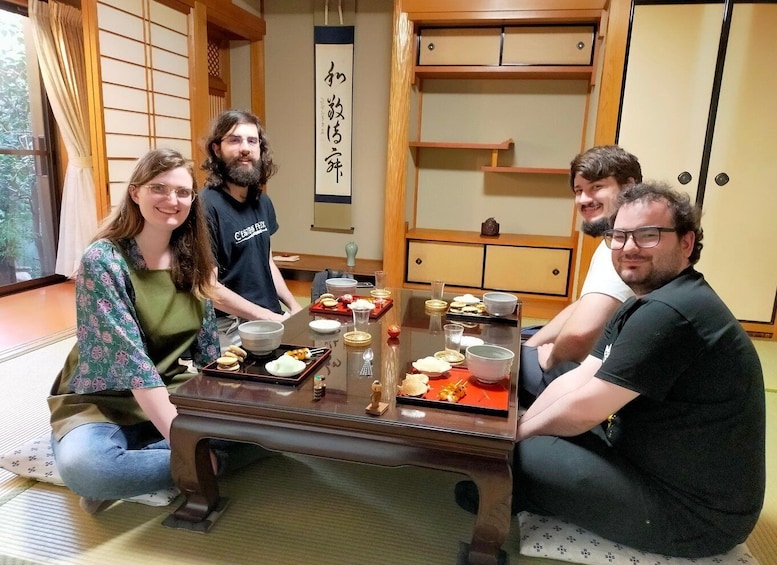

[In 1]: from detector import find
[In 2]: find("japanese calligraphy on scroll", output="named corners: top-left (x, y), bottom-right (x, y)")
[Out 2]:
top-left (313, 25), bottom-right (354, 231)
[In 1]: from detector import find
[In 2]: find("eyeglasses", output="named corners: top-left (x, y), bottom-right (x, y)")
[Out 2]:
top-left (141, 183), bottom-right (196, 200)
top-left (221, 135), bottom-right (260, 148)
top-left (603, 226), bottom-right (677, 250)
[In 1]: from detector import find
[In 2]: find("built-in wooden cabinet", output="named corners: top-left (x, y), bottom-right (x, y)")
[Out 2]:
top-left (484, 245), bottom-right (571, 295)
top-left (406, 230), bottom-right (574, 296)
top-left (384, 2), bottom-right (606, 317)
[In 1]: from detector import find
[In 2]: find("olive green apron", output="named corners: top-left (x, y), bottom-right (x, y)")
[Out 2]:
top-left (49, 260), bottom-right (204, 441)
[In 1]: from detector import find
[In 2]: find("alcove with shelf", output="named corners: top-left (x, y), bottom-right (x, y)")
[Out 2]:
top-left (382, 1), bottom-right (608, 319)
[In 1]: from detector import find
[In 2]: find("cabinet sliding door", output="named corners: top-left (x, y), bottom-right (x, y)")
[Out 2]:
top-left (618, 2), bottom-right (722, 200)
top-left (696, 3), bottom-right (777, 322)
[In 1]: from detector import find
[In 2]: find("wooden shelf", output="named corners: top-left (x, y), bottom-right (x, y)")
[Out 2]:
top-left (408, 139), bottom-right (513, 150)
top-left (481, 166), bottom-right (568, 175)
top-left (409, 139), bottom-right (513, 167)
top-left (414, 65), bottom-right (594, 80)
top-left (406, 228), bottom-right (574, 248)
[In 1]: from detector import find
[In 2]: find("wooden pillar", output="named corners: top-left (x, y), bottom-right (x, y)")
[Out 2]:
top-left (382, 2), bottom-right (414, 288)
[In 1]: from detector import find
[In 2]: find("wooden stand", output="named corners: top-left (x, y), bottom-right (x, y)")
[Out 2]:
top-left (365, 402), bottom-right (388, 416)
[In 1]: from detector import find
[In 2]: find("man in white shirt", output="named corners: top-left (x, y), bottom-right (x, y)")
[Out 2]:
top-left (519, 145), bottom-right (641, 405)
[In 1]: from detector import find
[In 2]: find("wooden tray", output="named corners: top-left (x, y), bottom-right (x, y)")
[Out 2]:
top-left (396, 366), bottom-right (509, 417)
top-left (309, 295), bottom-right (393, 319)
top-left (446, 302), bottom-right (519, 326)
top-left (202, 344), bottom-right (330, 385)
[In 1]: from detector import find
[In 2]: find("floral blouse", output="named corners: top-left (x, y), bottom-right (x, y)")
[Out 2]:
top-left (71, 238), bottom-right (219, 392)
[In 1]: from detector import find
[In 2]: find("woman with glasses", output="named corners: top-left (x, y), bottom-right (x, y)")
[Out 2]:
top-left (47, 148), bottom-right (261, 513)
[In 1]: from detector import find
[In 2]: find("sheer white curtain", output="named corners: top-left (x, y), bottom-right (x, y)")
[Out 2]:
top-left (29, 0), bottom-right (97, 277)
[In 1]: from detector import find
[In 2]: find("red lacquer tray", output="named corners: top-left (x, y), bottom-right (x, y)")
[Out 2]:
top-left (395, 366), bottom-right (510, 417)
top-left (202, 344), bottom-right (330, 386)
top-left (309, 295), bottom-right (393, 319)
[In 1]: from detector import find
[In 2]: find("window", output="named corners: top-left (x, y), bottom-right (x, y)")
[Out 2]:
top-left (0, 2), bottom-right (61, 294)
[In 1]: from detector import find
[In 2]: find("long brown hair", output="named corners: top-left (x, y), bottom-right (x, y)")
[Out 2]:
top-left (94, 148), bottom-right (216, 299)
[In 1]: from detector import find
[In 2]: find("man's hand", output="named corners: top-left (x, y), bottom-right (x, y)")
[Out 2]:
top-left (536, 342), bottom-right (554, 370)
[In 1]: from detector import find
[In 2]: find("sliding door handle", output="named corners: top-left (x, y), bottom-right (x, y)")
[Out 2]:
top-left (714, 172), bottom-right (730, 186)
top-left (677, 171), bottom-right (692, 185)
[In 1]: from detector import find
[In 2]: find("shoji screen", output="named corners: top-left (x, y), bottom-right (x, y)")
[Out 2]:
top-left (96, 0), bottom-right (191, 207)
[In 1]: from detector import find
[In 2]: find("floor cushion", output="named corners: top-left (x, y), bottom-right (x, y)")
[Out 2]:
top-left (518, 512), bottom-right (759, 565)
top-left (0, 434), bottom-right (178, 507)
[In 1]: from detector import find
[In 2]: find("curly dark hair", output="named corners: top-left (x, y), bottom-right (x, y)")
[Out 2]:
top-left (201, 109), bottom-right (278, 190)
top-left (569, 145), bottom-right (643, 190)
top-left (615, 181), bottom-right (704, 265)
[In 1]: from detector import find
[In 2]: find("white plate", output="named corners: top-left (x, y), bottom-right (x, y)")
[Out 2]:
top-left (411, 356), bottom-right (451, 377)
top-left (309, 319), bottom-right (341, 333)
top-left (347, 299), bottom-right (376, 310)
top-left (265, 358), bottom-right (306, 377)
top-left (453, 294), bottom-right (481, 305)
top-left (460, 336), bottom-right (485, 348)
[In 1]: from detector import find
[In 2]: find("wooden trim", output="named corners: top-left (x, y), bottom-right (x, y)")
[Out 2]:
top-left (189, 2), bottom-right (209, 187)
top-left (481, 166), bottom-right (568, 174)
top-left (202, 0), bottom-right (265, 41)
top-left (250, 39), bottom-right (266, 123)
top-left (592, 0), bottom-right (630, 145)
top-left (415, 65), bottom-right (593, 79)
top-left (382, 4), bottom-right (415, 288)
top-left (406, 228), bottom-right (575, 248)
top-left (409, 139), bottom-right (513, 150)
top-left (82, 0), bottom-right (110, 219)
top-left (571, 0), bottom-right (632, 288)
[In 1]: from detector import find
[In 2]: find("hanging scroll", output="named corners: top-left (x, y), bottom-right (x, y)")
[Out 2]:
top-left (313, 24), bottom-right (354, 232)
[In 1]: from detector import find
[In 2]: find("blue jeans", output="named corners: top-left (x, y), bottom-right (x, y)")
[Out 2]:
top-left (52, 421), bottom-right (273, 500)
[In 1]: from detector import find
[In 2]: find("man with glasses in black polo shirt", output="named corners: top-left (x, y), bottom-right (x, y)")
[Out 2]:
top-left (457, 181), bottom-right (765, 558)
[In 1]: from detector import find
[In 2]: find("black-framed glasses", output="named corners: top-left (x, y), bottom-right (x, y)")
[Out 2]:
top-left (141, 183), bottom-right (196, 200)
top-left (603, 226), bottom-right (677, 250)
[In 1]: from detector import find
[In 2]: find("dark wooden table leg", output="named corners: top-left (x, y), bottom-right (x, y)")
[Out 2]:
top-left (459, 460), bottom-right (512, 565)
top-left (168, 414), bottom-right (222, 524)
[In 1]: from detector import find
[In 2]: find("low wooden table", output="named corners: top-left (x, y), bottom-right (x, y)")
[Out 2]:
top-left (167, 289), bottom-right (520, 565)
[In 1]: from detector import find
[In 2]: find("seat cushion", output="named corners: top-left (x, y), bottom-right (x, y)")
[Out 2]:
top-left (518, 512), bottom-right (759, 565)
top-left (0, 434), bottom-right (178, 506)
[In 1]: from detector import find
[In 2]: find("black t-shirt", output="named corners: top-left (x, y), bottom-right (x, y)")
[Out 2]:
top-left (592, 268), bottom-right (765, 537)
top-left (200, 186), bottom-right (282, 315)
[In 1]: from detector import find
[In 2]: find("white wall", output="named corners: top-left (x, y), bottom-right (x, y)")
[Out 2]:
top-left (261, 0), bottom-right (393, 260)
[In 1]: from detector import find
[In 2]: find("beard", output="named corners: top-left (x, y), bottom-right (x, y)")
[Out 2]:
top-left (219, 156), bottom-right (264, 187)
top-left (582, 217), bottom-right (610, 237)
top-left (615, 252), bottom-right (686, 296)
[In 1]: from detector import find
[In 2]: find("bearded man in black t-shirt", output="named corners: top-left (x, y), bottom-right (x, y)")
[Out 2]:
top-left (200, 110), bottom-right (302, 346)
top-left (456, 181), bottom-right (765, 558)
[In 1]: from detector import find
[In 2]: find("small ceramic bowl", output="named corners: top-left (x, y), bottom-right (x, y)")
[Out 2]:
top-left (325, 278), bottom-right (358, 297)
top-left (238, 320), bottom-right (284, 356)
top-left (482, 292), bottom-right (518, 316)
top-left (465, 344), bottom-right (514, 384)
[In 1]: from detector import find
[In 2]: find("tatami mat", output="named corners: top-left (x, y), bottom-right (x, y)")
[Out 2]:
top-left (0, 454), bottom-right (525, 564)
